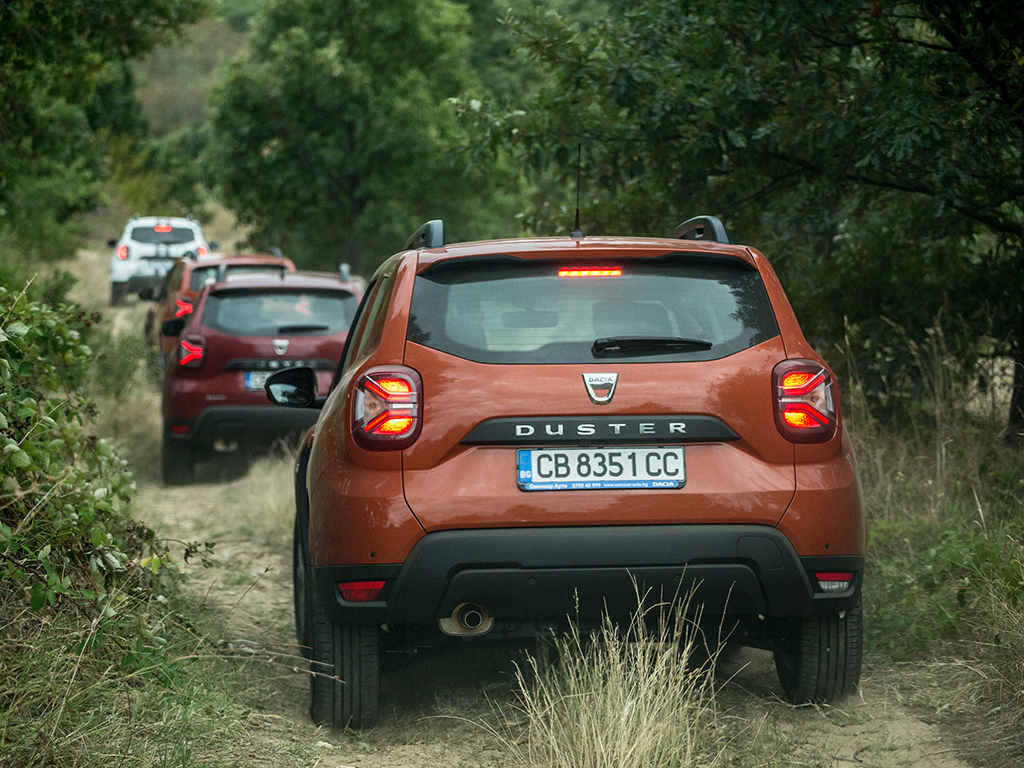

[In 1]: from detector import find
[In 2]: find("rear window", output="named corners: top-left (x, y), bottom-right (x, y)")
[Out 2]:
top-left (202, 289), bottom-right (359, 336)
top-left (188, 264), bottom-right (288, 291)
top-left (407, 257), bottom-right (779, 364)
top-left (130, 226), bottom-right (197, 245)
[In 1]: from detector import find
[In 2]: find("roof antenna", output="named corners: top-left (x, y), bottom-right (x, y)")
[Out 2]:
top-left (570, 143), bottom-right (583, 239)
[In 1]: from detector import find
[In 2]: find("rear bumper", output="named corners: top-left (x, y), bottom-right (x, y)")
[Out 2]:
top-left (312, 525), bottom-right (863, 628)
top-left (168, 405), bottom-right (318, 451)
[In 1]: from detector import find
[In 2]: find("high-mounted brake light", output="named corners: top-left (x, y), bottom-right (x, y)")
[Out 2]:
top-left (174, 299), bottom-right (193, 318)
top-left (178, 338), bottom-right (205, 368)
top-left (338, 581), bottom-right (386, 602)
top-left (116, 244), bottom-right (129, 260)
top-left (153, 224), bottom-right (172, 233)
top-left (558, 267), bottom-right (622, 278)
top-left (772, 360), bottom-right (837, 444)
top-left (351, 366), bottom-right (423, 451)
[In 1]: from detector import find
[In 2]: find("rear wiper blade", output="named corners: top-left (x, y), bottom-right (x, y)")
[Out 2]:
top-left (276, 323), bottom-right (330, 333)
top-left (591, 336), bottom-right (714, 357)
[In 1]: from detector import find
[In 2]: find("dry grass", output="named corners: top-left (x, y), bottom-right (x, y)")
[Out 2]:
top-left (493, 592), bottom-right (726, 768)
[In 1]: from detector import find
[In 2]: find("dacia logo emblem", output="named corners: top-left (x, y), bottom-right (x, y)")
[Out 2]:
top-left (273, 339), bottom-right (289, 356)
top-left (583, 372), bottom-right (618, 405)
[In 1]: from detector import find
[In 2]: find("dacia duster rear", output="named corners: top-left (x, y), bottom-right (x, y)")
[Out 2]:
top-left (269, 217), bottom-right (865, 729)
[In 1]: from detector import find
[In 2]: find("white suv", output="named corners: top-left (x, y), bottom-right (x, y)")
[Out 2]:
top-left (108, 216), bottom-right (214, 305)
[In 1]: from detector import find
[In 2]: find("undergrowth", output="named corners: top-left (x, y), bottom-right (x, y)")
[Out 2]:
top-left (0, 282), bottom-right (307, 767)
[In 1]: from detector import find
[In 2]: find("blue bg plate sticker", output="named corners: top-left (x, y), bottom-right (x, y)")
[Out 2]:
top-left (517, 447), bottom-right (684, 491)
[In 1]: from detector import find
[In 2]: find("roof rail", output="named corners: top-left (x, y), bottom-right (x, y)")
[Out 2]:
top-left (672, 215), bottom-right (731, 244)
top-left (404, 219), bottom-right (444, 250)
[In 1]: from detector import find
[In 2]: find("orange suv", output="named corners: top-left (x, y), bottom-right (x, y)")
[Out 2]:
top-left (267, 217), bottom-right (865, 728)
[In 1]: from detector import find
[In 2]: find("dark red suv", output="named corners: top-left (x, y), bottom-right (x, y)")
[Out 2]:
top-left (161, 272), bottom-right (362, 484)
top-left (267, 217), bottom-right (865, 728)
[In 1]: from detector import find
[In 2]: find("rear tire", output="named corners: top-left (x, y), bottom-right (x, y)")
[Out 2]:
top-left (161, 431), bottom-right (195, 486)
top-left (308, 583), bottom-right (380, 729)
top-left (774, 597), bottom-right (862, 703)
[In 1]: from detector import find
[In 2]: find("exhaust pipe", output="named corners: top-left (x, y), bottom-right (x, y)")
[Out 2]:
top-left (438, 602), bottom-right (493, 636)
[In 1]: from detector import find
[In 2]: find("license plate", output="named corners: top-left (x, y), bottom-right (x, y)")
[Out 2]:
top-left (244, 371), bottom-right (271, 391)
top-left (517, 447), bottom-right (685, 491)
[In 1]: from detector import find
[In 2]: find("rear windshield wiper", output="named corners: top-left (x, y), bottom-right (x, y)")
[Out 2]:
top-left (591, 336), bottom-right (714, 358)
top-left (276, 323), bottom-right (331, 333)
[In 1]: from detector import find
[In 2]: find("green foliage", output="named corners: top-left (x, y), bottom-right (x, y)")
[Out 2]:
top-left (0, 0), bottom-right (209, 263)
top-left (206, 0), bottom-right (525, 273)
top-left (481, 0), bottom-right (1024, 425)
top-left (0, 283), bottom-right (176, 620)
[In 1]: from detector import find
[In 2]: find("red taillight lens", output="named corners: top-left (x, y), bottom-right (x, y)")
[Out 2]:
top-left (558, 267), bottom-right (622, 278)
top-left (174, 299), bottom-right (193, 318)
top-left (338, 581), bottom-right (386, 602)
top-left (351, 366), bottom-right (423, 451)
top-left (116, 244), bottom-right (129, 260)
top-left (773, 360), bottom-right (837, 443)
top-left (196, 245), bottom-right (209, 257)
top-left (153, 224), bottom-right (172, 233)
top-left (178, 337), bottom-right (205, 368)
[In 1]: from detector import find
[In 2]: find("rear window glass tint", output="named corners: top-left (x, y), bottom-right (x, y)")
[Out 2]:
top-left (407, 258), bottom-right (779, 364)
top-left (188, 264), bottom-right (287, 291)
top-left (202, 289), bottom-right (359, 336)
top-left (130, 226), bottom-right (197, 245)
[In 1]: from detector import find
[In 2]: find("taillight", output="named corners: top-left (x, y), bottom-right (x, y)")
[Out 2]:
top-left (116, 244), bottom-right (129, 260)
top-left (338, 581), bottom-right (385, 602)
top-left (174, 299), bottom-right (193, 318)
top-left (772, 360), bottom-right (837, 443)
top-left (177, 337), bottom-right (205, 368)
top-left (351, 366), bottom-right (423, 451)
top-left (196, 245), bottom-right (209, 257)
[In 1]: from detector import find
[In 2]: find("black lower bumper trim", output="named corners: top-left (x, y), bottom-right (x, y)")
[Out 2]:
top-left (312, 525), bottom-right (863, 627)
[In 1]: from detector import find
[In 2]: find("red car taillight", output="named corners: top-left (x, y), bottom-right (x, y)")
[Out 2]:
top-left (174, 298), bottom-right (193, 318)
top-left (177, 337), bottom-right (205, 368)
top-left (196, 245), bottom-right (209, 257)
top-left (772, 360), bottom-right (837, 444)
top-left (351, 366), bottom-right (423, 451)
top-left (116, 244), bottom-right (129, 260)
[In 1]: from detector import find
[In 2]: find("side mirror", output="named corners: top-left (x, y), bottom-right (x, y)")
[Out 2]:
top-left (107, 239), bottom-right (118, 248)
top-left (208, 241), bottom-right (219, 250)
top-left (265, 367), bottom-right (319, 408)
top-left (138, 288), bottom-right (154, 301)
top-left (161, 318), bottom-right (186, 337)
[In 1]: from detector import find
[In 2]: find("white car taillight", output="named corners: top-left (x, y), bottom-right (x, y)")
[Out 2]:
top-left (351, 366), bottom-right (423, 451)
top-left (772, 360), bottom-right (838, 444)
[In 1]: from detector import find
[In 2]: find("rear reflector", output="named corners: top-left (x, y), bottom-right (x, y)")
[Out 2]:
top-left (338, 581), bottom-right (385, 602)
top-left (558, 268), bottom-right (622, 278)
top-left (815, 572), bottom-right (854, 592)
top-left (170, 425), bottom-right (190, 435)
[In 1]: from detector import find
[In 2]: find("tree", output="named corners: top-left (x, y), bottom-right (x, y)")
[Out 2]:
top-left (486, 0), bottom-right (1024, 428)
top-left (0, 0), bottom-right (207, 264)
top-left (206, 0), bottom-right (524, 274)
